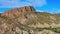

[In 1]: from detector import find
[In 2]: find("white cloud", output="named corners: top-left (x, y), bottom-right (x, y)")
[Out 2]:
top-left (0, 0), bottom-right (46, 8)
top-left (25, 0), bottom-right (46, 7)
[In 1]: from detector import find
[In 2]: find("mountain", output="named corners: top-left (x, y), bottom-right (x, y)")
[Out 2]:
top-left (0, 6), bottom-right (60, 34)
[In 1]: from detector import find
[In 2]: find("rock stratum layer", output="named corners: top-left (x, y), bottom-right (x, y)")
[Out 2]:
top-left (0, 6), bottom-right (60, 34)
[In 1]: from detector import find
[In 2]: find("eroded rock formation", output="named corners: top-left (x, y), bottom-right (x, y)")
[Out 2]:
top-left (0, 6), bottom-right (60, 34)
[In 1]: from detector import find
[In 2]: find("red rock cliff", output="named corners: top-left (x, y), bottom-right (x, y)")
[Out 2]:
top-left (1, 6), bottom-right (35, 18)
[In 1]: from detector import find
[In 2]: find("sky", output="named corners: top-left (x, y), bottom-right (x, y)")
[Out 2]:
top-left (0, 0), bottom-right (60, 13)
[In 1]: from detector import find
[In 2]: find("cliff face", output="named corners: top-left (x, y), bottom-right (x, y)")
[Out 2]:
top-left (1, 6), bottom-right (35, 18)
top-left (0, 6), bottom-right (60, 34)
top-left (1, 6), bottom-right (36, 24)
top-left (0, 6), bottom-right (36, 34)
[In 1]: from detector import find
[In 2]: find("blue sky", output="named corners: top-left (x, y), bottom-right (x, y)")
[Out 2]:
top-left (0, 0), bottom-right (60, 13)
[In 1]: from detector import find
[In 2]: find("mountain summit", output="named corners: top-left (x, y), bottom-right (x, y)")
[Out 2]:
top-left (1, 6), bottom-right (35, 18)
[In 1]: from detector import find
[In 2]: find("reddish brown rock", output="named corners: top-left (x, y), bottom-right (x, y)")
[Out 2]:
top-left (1, 6), bottom-right (35, 18)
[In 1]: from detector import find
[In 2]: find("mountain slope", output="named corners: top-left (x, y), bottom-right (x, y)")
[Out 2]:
top-left (0, 6), bottom-right (60, 34)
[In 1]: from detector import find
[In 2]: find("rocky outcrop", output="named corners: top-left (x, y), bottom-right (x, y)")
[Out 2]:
top-left (1, 6), bottom-right (36, 25)
top-left (1, 6), bottom-right (35, 18)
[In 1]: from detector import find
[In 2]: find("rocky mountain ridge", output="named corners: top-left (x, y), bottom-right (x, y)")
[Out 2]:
top-left (0, 6), bottom-right (60, 34)
top-left (1, 6), bottom-right (35, 18)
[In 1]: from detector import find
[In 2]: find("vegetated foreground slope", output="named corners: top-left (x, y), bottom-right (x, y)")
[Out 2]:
top-left (0, 6), bottom-right (60, 34)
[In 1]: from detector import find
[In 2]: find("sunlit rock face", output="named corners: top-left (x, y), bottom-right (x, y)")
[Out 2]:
top-left (1, 6), bottom-right (36, 25)
top-left (1, 6), bottom-right (35, 18)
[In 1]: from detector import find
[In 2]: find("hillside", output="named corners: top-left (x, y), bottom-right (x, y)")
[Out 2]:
top-left (0, 6), bottom-right (60, 34)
